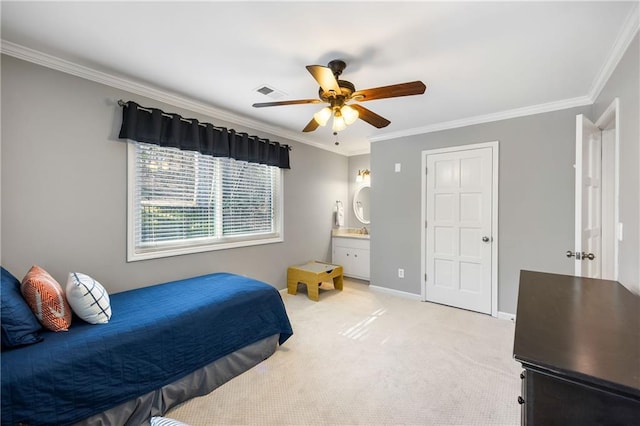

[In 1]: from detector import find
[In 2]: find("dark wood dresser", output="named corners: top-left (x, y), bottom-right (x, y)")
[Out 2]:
top-left (513, 270), bottom-right (640, 425)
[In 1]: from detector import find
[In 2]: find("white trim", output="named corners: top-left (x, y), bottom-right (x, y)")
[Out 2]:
top-left (127, 141), bottom-right (136, 262)
top-left (0, 40), bottom-right (347, 157)
top-left (575, 101), bottom-right (620, 279)
top-left (595, 97), bottom-right (620, 129)
top-left (601, 130), bottom-right (616, 279)
top-left (130, 236), bottom-right (284, 262)
top-left (371, 5), bottom-right (639, 144)
top-left (4, 34), bottom-right (591, 150)
top-left (574, 115), bottom-right (585, 276)
top-left (126, 142), bottom-right (284, 262)
top-left (594, 98), bottom-right (620, 281)
top-left (497, 311), bottom-right (516, 322)
top-left (588, 3), bottom-right (640, 102)
top-left (421, 141), bottom-right (500, 318)
top-left (370, 96), bottom-right (592, 143)
top-left (369, 285), bottom-right (423, 301)
top-left (5, 37), bottom-right (584, 154)
top-left (346, 147), bottom-right (372, 156)
top-left (2, 2), bottom-right (636, 157)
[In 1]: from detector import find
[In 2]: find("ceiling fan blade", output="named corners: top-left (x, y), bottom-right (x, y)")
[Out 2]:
top-left (302, 118), bottom-right (320, 132)
top-left (351, 104), bottom-right (391, 128)
top-left (306, 65), bottom-right (341, 95)
top-left (352, 81), bottom-right (426, 102)
top-left (253, 99), bottom-right (322, 108)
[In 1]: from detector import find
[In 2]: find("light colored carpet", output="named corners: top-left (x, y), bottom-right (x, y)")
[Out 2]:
top-left (166, 279), bottom-right (521, 425)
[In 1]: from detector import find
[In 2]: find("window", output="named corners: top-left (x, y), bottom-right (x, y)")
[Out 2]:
top-left (128, 142), bottom-right (282, 261)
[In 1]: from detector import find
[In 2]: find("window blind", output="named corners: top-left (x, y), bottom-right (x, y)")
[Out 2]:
top-left (131, 142), bottom-right (281, 260)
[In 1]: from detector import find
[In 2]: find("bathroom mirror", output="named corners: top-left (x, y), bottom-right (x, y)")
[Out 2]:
top-left (353, 183), bottom-right (371, 224)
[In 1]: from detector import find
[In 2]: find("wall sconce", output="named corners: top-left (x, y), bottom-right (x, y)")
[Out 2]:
top-left (356, 169), bottom-right (370, 183)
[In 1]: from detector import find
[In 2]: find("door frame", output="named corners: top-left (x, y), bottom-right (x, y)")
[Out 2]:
top-left (420, 141), bottom-right (499, 317)
top-left (574, 98), bottom-right (619, 279)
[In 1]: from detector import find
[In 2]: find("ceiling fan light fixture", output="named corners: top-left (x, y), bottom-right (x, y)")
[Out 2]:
top-left (341, 105), bottom-right (359, 125)
top-left (252, 59), bottom-right (426, 134)
top-left (313, 107), bottom-right (332, 126)
top-left (332, 112), bottom-right (347, 132)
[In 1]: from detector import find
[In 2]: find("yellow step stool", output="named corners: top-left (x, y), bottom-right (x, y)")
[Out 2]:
top-left (287, 261), bottom-right (343, 301)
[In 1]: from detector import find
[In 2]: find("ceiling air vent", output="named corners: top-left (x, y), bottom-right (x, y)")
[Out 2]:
top-left (255, 84), bottom-right (286, 100)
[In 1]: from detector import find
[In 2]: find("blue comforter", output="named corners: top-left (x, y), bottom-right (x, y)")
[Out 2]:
top-left (1, 272), bottom-right (293, 425)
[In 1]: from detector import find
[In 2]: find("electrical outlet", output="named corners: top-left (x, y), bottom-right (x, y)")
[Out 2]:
top-left (398, 268), bottom-right (404, 278)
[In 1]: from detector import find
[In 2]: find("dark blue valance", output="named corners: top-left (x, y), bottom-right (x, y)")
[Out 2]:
top-left (118, 101), bottom-right (290, 169)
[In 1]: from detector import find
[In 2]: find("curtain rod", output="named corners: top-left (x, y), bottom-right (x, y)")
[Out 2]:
top-left (117, 100), bottom-right (291, 150)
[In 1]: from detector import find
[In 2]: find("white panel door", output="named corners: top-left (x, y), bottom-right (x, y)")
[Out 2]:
top-left (574, 114), bottom-right (602, 278)
top-left (425, 147), bottom-right (493, 314)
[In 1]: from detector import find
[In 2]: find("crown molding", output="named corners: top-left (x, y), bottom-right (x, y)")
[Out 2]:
top-left (4, 1), bottom-right (638, 156)
top-left (588, 2), bottom-right (639, 101)
top-left (0, 40), bottom-right (349, 157)
top-left (372, 3), bottom-right (639, 144)
top-left (370, 95), bottom-right (593, 143)
top-left (345, 147), bottom-right (371, 156)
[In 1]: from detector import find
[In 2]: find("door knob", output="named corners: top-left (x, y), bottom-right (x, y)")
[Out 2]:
top-left (567, 251), bottom-right (596, 260)
top-left (482, 236), bottom-right (490, 242)
top-left (581, 252), bottom-right (595, 260)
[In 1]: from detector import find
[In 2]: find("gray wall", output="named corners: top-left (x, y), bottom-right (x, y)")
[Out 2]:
top-left (592, 34), bottom-right (639, 294)
top-left (1, 55), bottom-right (347, 293)
top-left (347, 154), bottom-right (371, 228)
top-left (3, 33), bottom-right (637, 307)
top-left (371, 33), bottom-right (639, 314)
top-left (371, 106), bottom-right (591, 314)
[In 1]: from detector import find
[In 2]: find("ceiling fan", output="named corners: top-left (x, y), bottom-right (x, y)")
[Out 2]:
top-left (252, 59), bottom-right (426, 133)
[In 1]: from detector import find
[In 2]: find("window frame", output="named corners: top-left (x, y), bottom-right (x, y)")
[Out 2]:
top-left (127, 142), bottom-right (284, 262)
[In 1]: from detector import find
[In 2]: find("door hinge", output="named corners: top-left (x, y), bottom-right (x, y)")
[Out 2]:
top-left (425, 167), bottom-right (428, 174)
top-left (425, 273), bottom-right (427, 282)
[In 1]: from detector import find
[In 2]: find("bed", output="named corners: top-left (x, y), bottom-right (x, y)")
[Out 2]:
top-left (1, 272), bottom-right (293, 425)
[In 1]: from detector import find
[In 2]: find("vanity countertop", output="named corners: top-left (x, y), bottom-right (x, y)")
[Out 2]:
top-left (332, 228), bottom-right (370, 240)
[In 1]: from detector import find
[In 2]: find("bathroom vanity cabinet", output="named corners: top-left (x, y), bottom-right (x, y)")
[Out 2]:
top-left (332, 236), bottom-right (370, 280)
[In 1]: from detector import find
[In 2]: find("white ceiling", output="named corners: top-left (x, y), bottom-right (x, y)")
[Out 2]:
top-left (1, 1), bottom-right (638, 155)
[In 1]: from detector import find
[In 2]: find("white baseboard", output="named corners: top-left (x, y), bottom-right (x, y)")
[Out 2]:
top-left (498, 311), bottom-right (516, 322)
top-left (369, 285), bottom-right (423, 301)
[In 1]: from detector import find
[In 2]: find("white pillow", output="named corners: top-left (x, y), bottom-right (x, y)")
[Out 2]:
top-left (66, 272), bottom-right (111, 324)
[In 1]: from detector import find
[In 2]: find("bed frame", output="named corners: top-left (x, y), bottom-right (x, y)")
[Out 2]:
top-left (77, 334), bottom-right (280, 426)
top-left (2, 272), bottom-right (293, 425)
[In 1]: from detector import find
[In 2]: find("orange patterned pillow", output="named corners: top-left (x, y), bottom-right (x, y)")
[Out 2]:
top-left (21, 265), bottom-right (72, 332)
